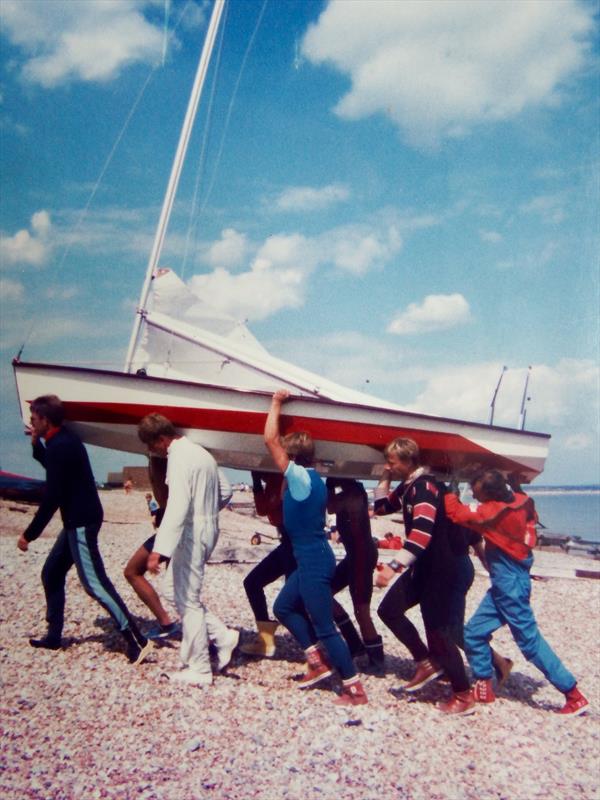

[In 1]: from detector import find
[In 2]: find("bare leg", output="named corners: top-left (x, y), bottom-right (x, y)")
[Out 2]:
top-left (124, 545), bottom-right (173, 626)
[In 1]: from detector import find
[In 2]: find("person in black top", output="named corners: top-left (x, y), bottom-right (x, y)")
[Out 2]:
top-left (374, 437), bottom-right (474, 715)
top-left (326, 478), bottom-right (384, 670)
top-left (17, 394), bottom-right (152, 665)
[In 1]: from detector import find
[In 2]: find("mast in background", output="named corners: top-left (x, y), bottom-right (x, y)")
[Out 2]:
top-left (124, 0), bottom-right (226, 373)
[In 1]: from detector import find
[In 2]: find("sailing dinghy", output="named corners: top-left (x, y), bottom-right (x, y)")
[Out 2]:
top-left (12, 0), bottom-right (550, 482)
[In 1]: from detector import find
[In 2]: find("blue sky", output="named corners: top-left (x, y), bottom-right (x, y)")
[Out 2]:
top-left (0, 0), bottom-right (598, 485)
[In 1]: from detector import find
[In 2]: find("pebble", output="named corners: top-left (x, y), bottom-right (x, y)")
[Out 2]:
top-left (1, 492), bottom-right (598, 800)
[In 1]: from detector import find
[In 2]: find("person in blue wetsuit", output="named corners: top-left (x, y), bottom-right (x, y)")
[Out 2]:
top-left (264, 390), bottom-right (368, 707)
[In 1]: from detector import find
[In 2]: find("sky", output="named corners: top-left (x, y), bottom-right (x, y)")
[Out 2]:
top-left (0, 0), bottom-right (598, 486)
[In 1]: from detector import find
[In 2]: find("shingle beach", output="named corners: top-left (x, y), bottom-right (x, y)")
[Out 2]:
top-left (1, 491), bottom-right (599, 800)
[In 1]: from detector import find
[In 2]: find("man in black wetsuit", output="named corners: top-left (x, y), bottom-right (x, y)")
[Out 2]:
top-left (17, 394), bottom-right (152, 665)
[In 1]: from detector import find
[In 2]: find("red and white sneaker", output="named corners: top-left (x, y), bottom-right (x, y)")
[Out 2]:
top-left (472, 678), bottom-right (496, 704)
top-left (437, 690), bottom-right (476, 716)
top-left (558, 686), bottom-right (589, 716)
top-left (333, 679), bottom-right (368, 706)
top-left (404, 658), bottom-right (443, 692)
top-left (298, 646), bottom-right (333, 689)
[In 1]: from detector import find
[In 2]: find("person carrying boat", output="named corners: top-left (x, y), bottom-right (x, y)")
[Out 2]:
top-left (123, 456), bottom-right (180, 640)
top-left (264, 390), bottom-right (368, 706)
top-left (17, 394), bottom-right (152, 666)
top-left (240, 471), bottom-right (296, 658)
top-left (445, 469), bottom-right (589, 716)
top-left (137, 413), bottom-right (237, 686)
top-left (326, 477), bottom-right (385, 671)
top-left (373, 437), bottom-right (475, 715)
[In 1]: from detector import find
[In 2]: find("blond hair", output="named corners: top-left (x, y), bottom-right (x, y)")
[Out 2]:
top-left (384, 437), bottom-right (420, 467)
top-left (281, 431), bottom-right (314, 467)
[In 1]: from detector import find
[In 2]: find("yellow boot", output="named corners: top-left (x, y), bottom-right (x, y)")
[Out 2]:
top-left (240, 620), bottom-right (279, 658)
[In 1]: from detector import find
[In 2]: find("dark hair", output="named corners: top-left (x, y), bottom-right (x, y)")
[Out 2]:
top-left (137, 413), bottom-right (178, 446)
top-left (30, 395), bottom-right (64, 427)
top-left (281, 431), bottom-right (314, 467)
top-left (470, 469), bottom-right (513, 503)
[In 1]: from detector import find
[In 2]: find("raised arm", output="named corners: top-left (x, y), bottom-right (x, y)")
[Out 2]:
top-left (264, 390), bottom-right (291, 474)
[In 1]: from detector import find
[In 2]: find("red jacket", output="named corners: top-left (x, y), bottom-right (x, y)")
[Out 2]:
top-left (444, 492), bottom-right (537, 561)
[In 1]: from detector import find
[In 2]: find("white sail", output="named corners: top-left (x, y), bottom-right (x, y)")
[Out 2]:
top-left (133, 269), bottom-right (404, 409)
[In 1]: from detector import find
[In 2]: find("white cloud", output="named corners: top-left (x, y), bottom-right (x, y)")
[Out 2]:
top-left (205, 228), bottom-right (249, 269)
top-left (188, 233), bottom-right (318, 321)
top-left (302, 0), bottom-right (595, 147)
top-left (0, 210), bottom-right (52, 267)
top-left (0, 278), bottom-right (24, 302)
top-left (564, 433), bottom-right (593, 451)
top-left (520, 194), bottom-right (567, 224)
top-left (388, 293), bottom-right (471, 335)
top-left (480, 230), bottom-right (503, 244)
top-left (323, 222), bottom-right (402, 276)
top-left (45, 286), bottom-right (79, 300)
top-left (187, 217), bottom-right (405, 319)
top-left (274, 184), bottom-right (350, 212)
top-left (404, 359), bottom-right (599, 431)
top-left (0, 0), bottom-right (167, 87)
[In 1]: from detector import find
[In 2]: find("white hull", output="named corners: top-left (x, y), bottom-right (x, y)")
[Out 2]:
top-left (13, 360), bottom-right (550, 481)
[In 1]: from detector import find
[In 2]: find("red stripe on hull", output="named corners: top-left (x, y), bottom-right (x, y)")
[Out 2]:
top-left (61, 399), bottom-right (530, 476)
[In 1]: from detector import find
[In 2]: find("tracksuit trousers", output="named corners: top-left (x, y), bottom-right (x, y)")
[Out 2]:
top-left (465, 547), bottom-right (576, 692)
top-left (42, 525), bottom-right (142, 640)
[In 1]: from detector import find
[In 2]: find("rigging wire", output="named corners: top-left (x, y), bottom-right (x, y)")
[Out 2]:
top-left (54, 0), bottom-right (195, 279)
top-left (180, 0), bottom-right (269, 281)
top-left (157, 1), bottom-right (268, 374)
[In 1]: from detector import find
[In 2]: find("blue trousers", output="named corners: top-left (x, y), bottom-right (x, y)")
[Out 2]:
top-left (273, 540), bottom-right (356, 680)
top-left (464, 548), bottom-right (576, 692)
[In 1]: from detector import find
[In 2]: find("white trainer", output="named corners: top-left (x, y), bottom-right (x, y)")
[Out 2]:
top-left (167, 668), bottom-right (213, 687)
top-left (216, 628), bottom-right (240, 671)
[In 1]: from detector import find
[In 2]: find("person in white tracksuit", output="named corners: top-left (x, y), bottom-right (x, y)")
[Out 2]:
top-left (138, 413), bottom-right (238, 686)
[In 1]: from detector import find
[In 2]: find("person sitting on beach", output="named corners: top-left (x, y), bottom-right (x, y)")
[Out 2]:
top-left (124, 456), bottom-right (180, 640)
top-left (240, 471), bottom-right (296, 658)
top-left (326, 478), bottom-right (384, 671)
top-left (17, 394), bottom-right (152, 665)
top-left (137, 413), bottom-right (237, 686)
top-left (373, 437), bottom-right (474, 715)
top-left (264, 390), bottom-right (368, 706)
top-left (445, 469), bottom-right (589, 716)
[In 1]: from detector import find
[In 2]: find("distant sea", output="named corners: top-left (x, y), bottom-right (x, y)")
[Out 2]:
top-left (528, 486), bottom-right (600, 542)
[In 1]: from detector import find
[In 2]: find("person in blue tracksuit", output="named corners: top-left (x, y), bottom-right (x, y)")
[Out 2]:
top-left (264, 390), bottom-right (368, 707)
top-left (17, 394), bottom-right (152, 665)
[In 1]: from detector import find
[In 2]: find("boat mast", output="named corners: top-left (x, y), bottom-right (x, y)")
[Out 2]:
top-left (519, 366), bottom-right (532, 430)
top-left (124, 0), bottom-right (226, 372)
top-left (488, 365), bottom-right (507, 425)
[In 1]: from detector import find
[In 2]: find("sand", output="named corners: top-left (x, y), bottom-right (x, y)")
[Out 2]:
top-left (1, 490), bottom-right (598, 800)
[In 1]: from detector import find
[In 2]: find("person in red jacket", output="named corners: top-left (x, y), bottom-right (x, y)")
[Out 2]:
top-left (445, 469), bottom-right (588, 716)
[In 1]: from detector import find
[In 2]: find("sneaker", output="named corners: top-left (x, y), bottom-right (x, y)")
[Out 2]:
top-left (29, 636), bottom-right (61, 651)
top-left (404, 658), bottom-right (444, 692)
top-left (167, 668), bottom-right (213, 687)
top-left (216, 628), bottom-right (240, 671)
top-left (558, 686), bottom-right (589, 716)
top-left (298, 647), bottom-right (333, 689)
top-left (437, 690), bottom-right (476, 716)
top-left (146, 621), bottom-right (182, 640)
top-left (472, 678), bottom-right (496, 703)
top-left (333, 679), bottom-right (369, 706)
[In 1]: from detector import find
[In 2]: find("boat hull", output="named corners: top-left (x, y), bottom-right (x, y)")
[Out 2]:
top-left (13, 360), bottom-right (550, 481)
